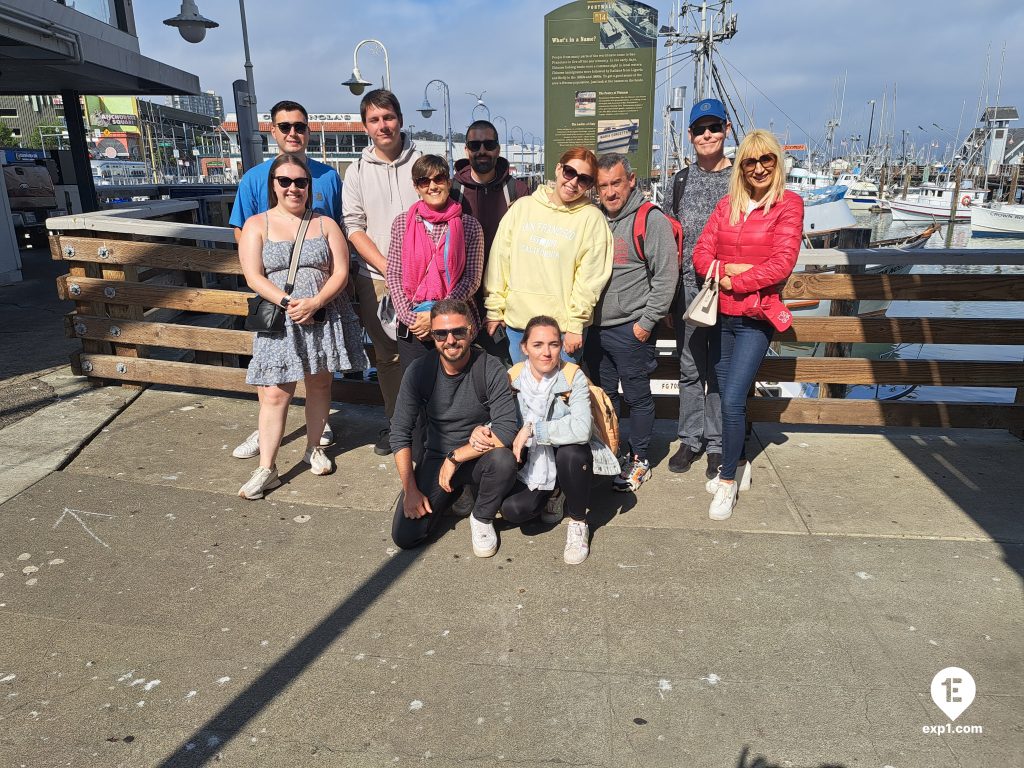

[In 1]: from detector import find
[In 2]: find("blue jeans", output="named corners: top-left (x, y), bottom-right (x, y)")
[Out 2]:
top-left (506, 326), bottom-right (583, 364)
top-left (710, 315), bottom-right (773, 481)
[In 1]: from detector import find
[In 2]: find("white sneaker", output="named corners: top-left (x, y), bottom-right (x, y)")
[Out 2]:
top-left (540, 491), bottom-right (564, 524)
top-left (706, 461), bottom-right (752, 494)
top-left (708, 482), bottom-right (738, 520)
top-left (238, 466), bottom-right (281, 499)
top-left (232, 430), bottom-right (260, 459)
top-left (320, 423), bottom-right (334, 446)
top-left (303, 446), bottom-right (333, 475)
top-left (469, 514), bottom-right (498, 558)
top-left (563, 521), bottom-right (590, 565)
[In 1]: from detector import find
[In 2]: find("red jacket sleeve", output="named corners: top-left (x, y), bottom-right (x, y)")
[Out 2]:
top-left (731, 193), bottom-right (803, 293)
top-left (692, 196), bottom-right (729, 278)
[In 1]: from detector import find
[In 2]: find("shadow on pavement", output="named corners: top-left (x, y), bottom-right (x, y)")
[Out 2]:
top-left (737, 746), bottom-right (846, 768)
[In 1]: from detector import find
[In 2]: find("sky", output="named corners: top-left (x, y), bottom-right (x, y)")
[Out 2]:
top-left (137, 0), bottom-right (1024, 160)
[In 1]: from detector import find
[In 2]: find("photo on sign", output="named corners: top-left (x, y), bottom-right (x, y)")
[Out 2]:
top-left (575, 91), bottom-right (597, 117)
top-left (599, 2), bottom-right (657, 49)
top-left (597, 119), bottom-right (640, 154)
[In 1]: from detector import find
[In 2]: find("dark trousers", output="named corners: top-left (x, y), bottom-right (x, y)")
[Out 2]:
top-left (391, 447), bottom-right (518, 550)
top-left (583, 321), bottom-right (658, 460)
top-left (710, 315), bottom-right (773, 481)
top-left (397, 324), bottom-right (435, 464)
top-left (500, 443), bottom-right (593, 524)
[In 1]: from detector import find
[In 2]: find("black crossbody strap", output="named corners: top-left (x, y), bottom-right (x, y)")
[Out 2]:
top-left (283, 210), bottom-right (313, 294)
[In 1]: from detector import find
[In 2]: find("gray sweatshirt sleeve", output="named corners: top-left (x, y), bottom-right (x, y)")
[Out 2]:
top-left (389, 358), bottom-right (424, 454)
top-left (484, 356), bottom-right (518, 449)
top-left (638, 212), bottom-right (680, 332)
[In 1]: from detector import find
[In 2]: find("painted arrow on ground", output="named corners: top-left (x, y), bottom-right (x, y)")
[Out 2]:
top-left (53, 507), bottom-right (114, 548)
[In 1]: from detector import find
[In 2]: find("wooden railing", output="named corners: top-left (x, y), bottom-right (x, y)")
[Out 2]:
top-left (48, 209), bottom-right (1024, 435)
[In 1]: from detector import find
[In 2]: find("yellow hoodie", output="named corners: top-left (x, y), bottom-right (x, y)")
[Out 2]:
top-left (484, 186), bottom-right (613, 334)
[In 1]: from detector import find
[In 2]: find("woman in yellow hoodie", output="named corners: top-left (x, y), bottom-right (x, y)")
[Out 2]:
top-left (484, 147), bottom-right (613, 363)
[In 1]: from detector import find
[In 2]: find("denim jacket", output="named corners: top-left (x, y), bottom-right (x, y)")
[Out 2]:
top-left (511, 364), bottom-right (592, 447)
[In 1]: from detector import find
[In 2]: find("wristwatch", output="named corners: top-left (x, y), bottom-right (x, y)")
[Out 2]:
top-left (445, 449), bottom-right (461, 467)
top-left (280, 294), bottom-right (291, 309)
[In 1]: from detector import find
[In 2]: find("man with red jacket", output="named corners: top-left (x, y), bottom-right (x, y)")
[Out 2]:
top-left (451, 120), bottom-right (530, 363)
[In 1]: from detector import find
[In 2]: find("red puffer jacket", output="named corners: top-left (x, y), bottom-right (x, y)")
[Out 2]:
top-left (691, 189), bottom-right (803, 318)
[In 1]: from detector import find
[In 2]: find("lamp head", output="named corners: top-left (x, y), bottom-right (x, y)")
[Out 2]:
top-left (163, 0), bottom-right (218, 44)
top-left (342, 68), bottom-right (373, 96)
top-left (417, 99), bottom-right (435, 119)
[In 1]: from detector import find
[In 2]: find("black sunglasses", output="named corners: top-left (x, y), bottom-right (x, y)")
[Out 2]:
top-left (274, 175), bottom-right (309, 189)
top-left (275, 121), bottom-right (309, 134)
top-left (414, 173), bottom-right (449, 188)
top-left (740, 153), bottom-right (778, 172)
top-left (430, 326), bottom-right (470, 342)
top-left (691, 121), bottom-right (725, 135)
top-left (560, 164), bottom-right (595, 188)
top-left (466, 139), bottom-right (499, 151)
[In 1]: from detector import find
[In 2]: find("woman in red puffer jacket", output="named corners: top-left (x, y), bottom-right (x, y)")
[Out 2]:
top-left (691, 129), bottom-right (803, 522)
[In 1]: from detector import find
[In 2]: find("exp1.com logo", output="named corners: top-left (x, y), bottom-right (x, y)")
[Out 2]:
top-left (922, 667), bottom-right (984, 735)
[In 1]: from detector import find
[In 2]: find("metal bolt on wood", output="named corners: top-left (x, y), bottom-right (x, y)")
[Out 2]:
top-left (116, 363), bottom-right (128, 374)
top-left (103, 287), bottom-right (117, 299)
top-left (69, 283), bottom-right (81, 296)
top-left (63, 246), bottom-right (75, 258)
top-left (74, 322), bottom-right (86, 335)
top-left (98, 246), bottom-right (109, 258)
top-left (109, 325), bottom-right (121, 337)
top-left (81, 361), bottom-right (93, 373)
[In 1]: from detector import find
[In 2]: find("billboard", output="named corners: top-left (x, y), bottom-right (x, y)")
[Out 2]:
top-left (544, 0), bottom-right (658, 178)
top-left (84, 96), bottom-right (140, 134)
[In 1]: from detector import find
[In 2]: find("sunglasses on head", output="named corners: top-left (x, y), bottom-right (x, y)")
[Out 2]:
top-left (275, 121), bottom-right (308, 134)
top-left (430, 326), bottom-right (470, 342)
top-left (691, 121), bottom-right (725, 136)
top-left (740, 153), bottom-right (778, 172)
top-left (466, 139), bottom-right (499, 151)
top-left (414, 173), bottom-right (449, 188)
top-left (560, 164), bottom-right (595, 188)
top-left (274, 175), bottom-right (309, 189)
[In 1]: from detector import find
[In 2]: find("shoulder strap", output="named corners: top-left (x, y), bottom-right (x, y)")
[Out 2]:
top-left (449, 178), bottom-right (464, 203)
top-left (672, 166), bottom-right (689, 218)
top-left (470, 348), bottom-right (489, 408)
top-left (284, 210), bottom-right (312, 293)
top-left (558, 362), bottom-right (581, 403)
top-left (503, 177), bottom-right (519, 206)
top-left (418, 350), bottom-right (442, 407)
top-left (632, 202), bottom-right (657, 264)
top-left (507, 362), bottom-right (525, 390)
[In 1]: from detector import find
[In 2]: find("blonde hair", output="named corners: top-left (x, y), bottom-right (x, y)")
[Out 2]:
top-left (728, 129), bottom-right (786, 225)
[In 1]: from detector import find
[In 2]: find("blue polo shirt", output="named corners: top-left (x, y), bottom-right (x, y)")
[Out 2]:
top-left (229, 157), bottom-right (342, 228)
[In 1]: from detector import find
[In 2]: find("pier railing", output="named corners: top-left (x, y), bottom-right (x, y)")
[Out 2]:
top-left (47, 209), bottom-right (1024, 435)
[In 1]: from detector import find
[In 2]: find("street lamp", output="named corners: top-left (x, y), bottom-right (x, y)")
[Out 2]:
top-left (418, 80), bottom-right (453, 174)
top-left (865, 99), bottom-right (876, 159)
top-left (525, 131), bottom-right (537, 180)
top-left (162, 0), bottom-right (218, 44)
top-left (343, 39), bottom-right (391, 95)
top-left (492, 115), bottom-right (509, 148)
top-left (510, 125), bottom-right (525, 174)
top-left (466, 91), bottom-right (490, 122)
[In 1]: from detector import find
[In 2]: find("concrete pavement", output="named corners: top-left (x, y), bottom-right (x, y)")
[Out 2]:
top-left (1, 385), bottom-right (1022, 767)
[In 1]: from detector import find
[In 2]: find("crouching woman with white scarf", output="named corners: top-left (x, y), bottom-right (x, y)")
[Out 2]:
top-left (502, 315), bottom-right (594, 565)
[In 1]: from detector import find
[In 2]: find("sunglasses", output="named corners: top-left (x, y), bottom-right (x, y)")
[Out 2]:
top-left (430, 326), bottom-right (470, 342)
top-left (466, 139), bottom-right (499, 151)
top-left (275, 121), bottom-right (308, 134)
top-left (740, 153), bottom-right (778, 172)
top-left (560, 164), bottom-right (595, 188)
top-left (415, 173), bottom-right (449, 188)
top-left (274, 175), bottom-right (309, 189)
top-left (691, 122), bottom-right (725, 136)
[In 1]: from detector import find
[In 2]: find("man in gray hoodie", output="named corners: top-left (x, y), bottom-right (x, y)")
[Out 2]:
top-left (585, 153), bottom-right (679, 493)
top-left (343, 89), bottom-right (421, 455)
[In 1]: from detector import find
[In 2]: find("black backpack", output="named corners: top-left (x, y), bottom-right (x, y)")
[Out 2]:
top-left (670, 166), bottom-right (689, 218)
top-left (416, 346), bottom-right (490, 412)
top-left (450, 177), bottom-right (520, 209)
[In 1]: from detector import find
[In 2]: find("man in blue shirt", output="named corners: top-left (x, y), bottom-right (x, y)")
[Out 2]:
top-left (229, 99), bottom-right (344, 459)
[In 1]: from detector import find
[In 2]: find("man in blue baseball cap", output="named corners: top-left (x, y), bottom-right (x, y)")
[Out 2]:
top-left (664, 97), bottom-right (732, 478)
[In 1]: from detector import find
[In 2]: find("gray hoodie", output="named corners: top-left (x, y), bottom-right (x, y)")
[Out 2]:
top-left (594, 187), bottom-right (679, 332)
top-left (341, 135), bottom-right (421, 280)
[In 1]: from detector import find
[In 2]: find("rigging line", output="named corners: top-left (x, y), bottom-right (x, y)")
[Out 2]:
top-left (716, 52), bottom-right (817, 146)
top-left (710, 54), bottom-right (753, 132)
top-left (710, 64), bottom-right (746, 138)
top-left (655, 49), bottom-right (696, 75)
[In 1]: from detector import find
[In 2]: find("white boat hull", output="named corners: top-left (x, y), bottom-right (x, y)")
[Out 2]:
top-left (970, 204), bottom-right (1024, 236)
top-left (889, 199), bottom-right (971, 221)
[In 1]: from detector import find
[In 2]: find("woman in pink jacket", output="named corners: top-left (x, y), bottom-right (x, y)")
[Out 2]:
top-left (691, 129), bottom-right (803, 521)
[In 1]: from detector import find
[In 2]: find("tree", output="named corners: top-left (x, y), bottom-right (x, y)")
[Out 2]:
top-left (26, 123), bottom-right (65, 150)
top-left (0, 122), bottom-right (16, 148)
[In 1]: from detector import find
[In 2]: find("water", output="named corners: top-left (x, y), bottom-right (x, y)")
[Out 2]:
top-left (839, 212), bottom-right (1023, 403)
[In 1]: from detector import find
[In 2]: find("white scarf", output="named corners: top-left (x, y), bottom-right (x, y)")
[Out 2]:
top-left (517, 362), bottom-right (559, 491)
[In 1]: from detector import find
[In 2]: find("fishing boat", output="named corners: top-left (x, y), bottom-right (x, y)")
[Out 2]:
top-left (836, 173), bottom-right (882, 211)
top-left (801, 185), bottom-right (857, 247)
top-left (969, 202), bottom-right (1024, 236)
top-left (888, 181), bottom-right (987, 221)
top-left (785, 166), bottom-right (833, 192)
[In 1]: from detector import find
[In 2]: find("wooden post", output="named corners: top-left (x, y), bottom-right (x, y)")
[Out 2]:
top-left (948, 166), bottom-right (964, 226)
top-left (879, 165), bottom-right (889, 199)
top-left (819, 227), bottom-right (871, 400)
top-left (901, 164), bottom-right (912, 199)
top-left (1008, 164), bottom-right (1020, 205)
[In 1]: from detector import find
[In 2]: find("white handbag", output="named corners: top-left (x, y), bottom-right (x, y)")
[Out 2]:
top-left (376, 290), bottom-right (398, 341)
top-left (683, 260), bottom-right (720, 328)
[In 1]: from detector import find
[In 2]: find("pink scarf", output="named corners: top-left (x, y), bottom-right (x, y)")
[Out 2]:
top-left (401, 199), bottom-right (466, 304)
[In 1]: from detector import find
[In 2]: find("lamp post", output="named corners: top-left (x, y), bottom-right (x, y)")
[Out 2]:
top-left (492, 115), bottom-right (509, 148)
top-left (164, 1), bottom-right (262, 173)
top-left (466, 91), bottom-right (490, 122)
top-left (510, 125), bottom-right (525, 175)
top-left (525, 131), bottom-right (537, 181)
top-left (343, 39), bottom-right (391, 95)
top-left (418, 80), bottom-right (454, 174)
top-left (865, 99), bottom-right (877, 160)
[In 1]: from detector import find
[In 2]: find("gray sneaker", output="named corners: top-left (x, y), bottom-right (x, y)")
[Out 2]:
top-left (303, 446), bottom-right (333, 475)
top-left (563, 521), bottom-right (590, 565)
top-left (232, 430), bottom-right (260, 459)
top-left (238, 466), bottom-right (281, 499)
top-left (320, 423), bottom-right (334, 447)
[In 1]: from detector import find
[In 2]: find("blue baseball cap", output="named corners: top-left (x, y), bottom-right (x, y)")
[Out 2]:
top-left (689, 98), bottom-right (728, 128)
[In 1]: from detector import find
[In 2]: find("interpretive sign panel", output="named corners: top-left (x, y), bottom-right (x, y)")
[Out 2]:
top-left (544, 0), bottom-right (657, 178)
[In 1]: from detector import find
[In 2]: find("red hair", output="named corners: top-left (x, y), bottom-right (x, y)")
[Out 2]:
top-left (558, 146), bottom-right (597, 174)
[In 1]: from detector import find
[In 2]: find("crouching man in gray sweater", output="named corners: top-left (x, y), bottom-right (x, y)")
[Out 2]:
top-left (584, 154), bottom-right (679, 494)
top-left (390, 298), bottom-right (519, 557)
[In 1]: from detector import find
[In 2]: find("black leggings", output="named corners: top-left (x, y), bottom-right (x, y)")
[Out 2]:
top-left (500, 443), bottom-right (593, 524)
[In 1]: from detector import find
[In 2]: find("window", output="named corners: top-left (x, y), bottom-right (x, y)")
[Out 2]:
top-left (0, 109), bottom-right (16, 118)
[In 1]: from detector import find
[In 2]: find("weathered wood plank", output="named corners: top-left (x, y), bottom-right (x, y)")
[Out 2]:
top-left (781, 273), bottom-right (1024, 300)
top-left (746, 399), bottom-right (1024, 430)
top-left (652, 356), bottom-right (1024, 386)
top-left (70, 315), bottom-right (254, 355)
top-left (777, 317), bottom-right (1024, 345)
top-left (56, 236), bottom-right (243, 274)
top-left (58, 275), bottom-right (251, 315)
